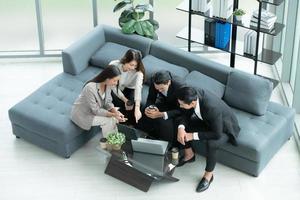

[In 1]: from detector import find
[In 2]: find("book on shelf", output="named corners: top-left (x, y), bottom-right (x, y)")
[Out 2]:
top-left (250, 21), bottom-right (274, 31)
top-left (252, 9), bottom-right (277, 24)
top-left (251, 16), bottom-right (276, 28)
top-left (191, 0), bottom-right (212, 12)
top-left (244, 30), bottom-right (263, 56)
top-left (215, 21), bottom-right (231, 50)
top-left (204, 18), bottom-right (216, 47)
top-left (190, 0), bottom-right (213, 16)
top-left (213, 0), bottom-right (233, 20)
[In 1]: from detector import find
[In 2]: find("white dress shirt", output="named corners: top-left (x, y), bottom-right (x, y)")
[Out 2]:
top-left (109, 60), bottom-right (143, 102)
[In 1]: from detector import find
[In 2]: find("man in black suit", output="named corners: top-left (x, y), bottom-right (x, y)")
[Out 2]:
top-left (176, 86), bottom-right (240, 192)
top-left (137, 70), bottom-right (185, 145)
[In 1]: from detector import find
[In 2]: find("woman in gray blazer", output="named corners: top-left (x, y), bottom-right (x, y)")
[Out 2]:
top-left (71, 66), bottom-right (127, 138)
top-left (109, 49), bottom-right (145, 124)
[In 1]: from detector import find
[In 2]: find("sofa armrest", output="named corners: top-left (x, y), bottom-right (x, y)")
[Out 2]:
top-left (62, 25), bottom-right (106, 75)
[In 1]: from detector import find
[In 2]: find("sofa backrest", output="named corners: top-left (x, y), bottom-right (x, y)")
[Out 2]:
top-left (149, 40), bottom-right (231, 85)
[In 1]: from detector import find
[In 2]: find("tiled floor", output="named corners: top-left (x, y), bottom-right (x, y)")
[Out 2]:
top-left (0, 57), bottom-right (300, 200)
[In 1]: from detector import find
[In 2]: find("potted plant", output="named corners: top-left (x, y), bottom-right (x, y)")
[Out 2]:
top-left (106, 131), bottom-right (126, 151)
top-left (113, 0), bottom-right (159, 39)
top-left (233, 8), bottom-right (246, 21)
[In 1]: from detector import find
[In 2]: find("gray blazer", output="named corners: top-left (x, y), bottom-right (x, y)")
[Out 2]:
top-left (70, 82), bottom-right (114, 130)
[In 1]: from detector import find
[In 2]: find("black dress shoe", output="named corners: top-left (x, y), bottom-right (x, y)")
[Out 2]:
top-left (176, 155), bottom-right (195, 167)
top-left (196, 175), bottom-right (214, 193)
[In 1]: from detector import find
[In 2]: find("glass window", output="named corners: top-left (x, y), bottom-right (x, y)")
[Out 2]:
top-left (154, 0), bottom-right (187, 47)
top-left (42, 0), bottom-right (94, 50)
top-left (98, 0), bottom-right (119, 28)
top-left (290, 2), bottom-right (300, 90)
top-left (0, 0), bottom-right (39, 52)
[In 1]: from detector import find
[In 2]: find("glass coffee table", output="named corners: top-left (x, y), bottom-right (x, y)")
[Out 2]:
top-left (96, 139), bottom-right (179, 192)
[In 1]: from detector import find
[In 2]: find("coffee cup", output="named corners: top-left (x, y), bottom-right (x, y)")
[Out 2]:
top-left (171, 147), bottom-right (179, 160)
top-left (99, 138), bottom-right (107, 150)
top-left (125, 100), bottom-right (134, 110)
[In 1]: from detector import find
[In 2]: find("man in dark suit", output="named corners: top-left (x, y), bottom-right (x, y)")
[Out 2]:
top-left (137, 70), bottom-right (185, 145)
top-left (176, 86), bottom-right (240, 193)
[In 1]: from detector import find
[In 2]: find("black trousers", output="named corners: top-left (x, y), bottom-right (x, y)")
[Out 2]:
top-left (179, 118), bottom-right (229, 172)
top-left (136, 113), bottom-right (177, 146)
top-left (111, 88), bottom-right (136, 126)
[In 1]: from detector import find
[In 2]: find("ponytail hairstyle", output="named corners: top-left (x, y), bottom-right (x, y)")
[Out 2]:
top-left (120, 49), bottom-right (146, 82)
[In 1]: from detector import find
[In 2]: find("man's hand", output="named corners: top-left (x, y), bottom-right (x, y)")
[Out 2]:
top-left (177, 128), bottom-right (187, 145)
top-left (144, 107), bottom-right (163, 119)
top-left (185, 133), bottom-right (194, 142)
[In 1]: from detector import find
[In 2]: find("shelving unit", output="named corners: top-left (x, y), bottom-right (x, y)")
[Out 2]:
top-left (176, 0), bottom-right (285, 75)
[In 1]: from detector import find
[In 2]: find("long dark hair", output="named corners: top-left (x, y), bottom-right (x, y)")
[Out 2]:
top-left (85, 65), bottom-right (121, 86)
top-left (120, 49), bottom-right (146, 82)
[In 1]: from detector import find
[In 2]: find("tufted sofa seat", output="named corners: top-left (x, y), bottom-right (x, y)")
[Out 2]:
top-left (9, 67), bottom-right (102, 157)
top-left (9, 25), bottom-right (295, 177)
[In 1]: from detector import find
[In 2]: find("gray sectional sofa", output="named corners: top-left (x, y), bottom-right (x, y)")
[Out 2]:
top-left (8, 25), bottom-right (295, 176)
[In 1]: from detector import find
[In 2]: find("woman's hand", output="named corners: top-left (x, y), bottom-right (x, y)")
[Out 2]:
top-left (134, 107), bottom-right (142, 123)
top-left (114, 111), bottom-right (127, 123)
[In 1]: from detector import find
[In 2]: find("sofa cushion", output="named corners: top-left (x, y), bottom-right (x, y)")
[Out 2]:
top-left (90, 42), bottom-right (139, 68)
top-left (185, 71), bottom-right (225, 98)
top-left (218, 102), bottom-right (295, 162)
top-left (142, 55), bottom-right (189, 84)
top-left (8, 67), bottom-right (102, 143)
top-left (224, 71), bottom-right (273, 116)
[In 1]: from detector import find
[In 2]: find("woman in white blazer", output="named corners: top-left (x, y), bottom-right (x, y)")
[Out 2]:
top-left (70, 66), bottom-right (126, 138)
top-left (109, 49), bottom-right (145, 124)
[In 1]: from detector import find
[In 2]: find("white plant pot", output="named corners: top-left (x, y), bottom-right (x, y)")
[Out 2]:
top-left (235, 15), bottom-right (243, 21)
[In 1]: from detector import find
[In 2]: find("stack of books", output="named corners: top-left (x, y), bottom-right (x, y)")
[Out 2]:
top-left (191, 0), bottom-right (213, 15)
top-left (244, 30), bottom-right (263, 56)
top-left (213, 0), bottom-right (233, 20)
top-left (251, 9), bottom-right (277, 31)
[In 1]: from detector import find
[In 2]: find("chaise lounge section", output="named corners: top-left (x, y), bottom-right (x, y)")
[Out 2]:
top-left (8, 25), bottom-right (295, 176)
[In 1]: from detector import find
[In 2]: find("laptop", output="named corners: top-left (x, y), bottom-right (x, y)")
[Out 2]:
top-left (117, 124), bottom-right (138, 141)
top-left (132, 152), bottom-right (165, 177)
top-left (131, 138), bottom-right (169, 155)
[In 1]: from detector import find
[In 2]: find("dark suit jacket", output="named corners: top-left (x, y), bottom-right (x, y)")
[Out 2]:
top-left (178, 89), bottom-right (240, 146)
top-left (146, 76), bottom-right (185, 119)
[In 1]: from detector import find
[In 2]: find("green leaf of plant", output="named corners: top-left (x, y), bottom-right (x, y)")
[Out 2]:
top-left (132, 12), bottom-right (139, 20)
top-left (118, 9), bottom-right (133, 26)
top-left (113, 1), bottom-right (129, 12)
top-left (140, 20), bottom-right (154, 38)
top-left (122, 19), bottom-right (136, 34)
top-left (146, 19), bottom-right (159, 30)
top-left (134, 21), bottom-right (144, 36)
